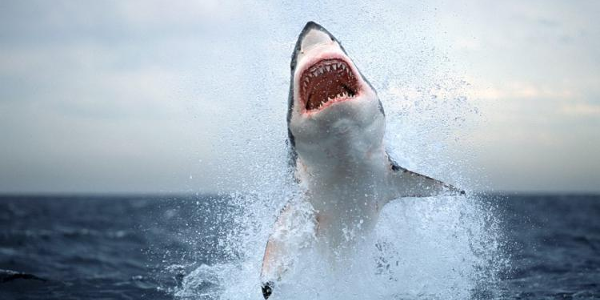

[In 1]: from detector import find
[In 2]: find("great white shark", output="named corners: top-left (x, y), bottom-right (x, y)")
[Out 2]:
top-left (260, 21), bottom-right (464, 299)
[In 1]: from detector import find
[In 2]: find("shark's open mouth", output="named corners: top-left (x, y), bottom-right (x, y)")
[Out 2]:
top-left (300, 58), bottom-right (359, 112)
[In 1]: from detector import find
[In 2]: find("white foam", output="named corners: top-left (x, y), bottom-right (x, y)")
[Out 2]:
top-left (172, 190), bottom-right (505, 299)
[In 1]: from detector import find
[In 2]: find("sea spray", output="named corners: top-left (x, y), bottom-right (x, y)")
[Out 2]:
top-left (173, 7), bottom-right (505, 298)
top-left (172, 192), bottom-right (505, 300)
top-left (173, 62), bottom-right (505, 300)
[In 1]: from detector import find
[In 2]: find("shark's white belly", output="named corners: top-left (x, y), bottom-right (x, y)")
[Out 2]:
top-left (300, 148), bottom-right (389, 250)
top-left (307, 187), bottom-right (382, 251)
top-left (292, 99), bottom-right (388, 250)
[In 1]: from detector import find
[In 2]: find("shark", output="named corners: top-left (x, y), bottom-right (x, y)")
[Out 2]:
top-left (260, 21), bottom-right (464, 299)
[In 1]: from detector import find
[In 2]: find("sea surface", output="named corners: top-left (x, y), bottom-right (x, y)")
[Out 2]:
top-left (0, 194), bottom-right (598, 299)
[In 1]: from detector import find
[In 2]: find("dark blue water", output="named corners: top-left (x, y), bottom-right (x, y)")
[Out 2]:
top-left (0, 194), bottom-right (598, 299)
top-left (493, 194), bottom-right (600, 299)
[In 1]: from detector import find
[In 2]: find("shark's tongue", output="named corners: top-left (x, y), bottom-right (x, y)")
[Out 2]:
top-left (301, 59), bottom-right (358, 111)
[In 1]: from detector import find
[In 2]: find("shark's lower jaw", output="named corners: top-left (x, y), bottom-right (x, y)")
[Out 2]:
top-left (300, 58), bottom-right (360, 112)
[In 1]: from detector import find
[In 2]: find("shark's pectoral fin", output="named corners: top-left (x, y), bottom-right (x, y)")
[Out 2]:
top-left (260, 201), bottom-right (316, 299)
top-left (384, 158), bottom-right (465, 204)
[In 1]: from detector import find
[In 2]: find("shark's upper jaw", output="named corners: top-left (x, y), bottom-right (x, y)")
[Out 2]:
top-left (300, 57), bottom-right (359, 112)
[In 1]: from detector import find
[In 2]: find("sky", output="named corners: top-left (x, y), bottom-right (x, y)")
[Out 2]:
top-left (0, 0), bottom-right (598, 194)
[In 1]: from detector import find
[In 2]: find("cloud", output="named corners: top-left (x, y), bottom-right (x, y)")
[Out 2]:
top-left (560, 102), bottom-right (600, 117)
top-left (466, 80), bottom-right (577, 101)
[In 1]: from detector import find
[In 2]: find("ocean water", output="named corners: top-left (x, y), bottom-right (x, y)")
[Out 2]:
top-left (0, 194), bottom-right (598, 299)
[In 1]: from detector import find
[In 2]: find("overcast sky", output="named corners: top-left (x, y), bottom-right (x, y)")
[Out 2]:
top-left (0, 0), bottom-right (598, 194)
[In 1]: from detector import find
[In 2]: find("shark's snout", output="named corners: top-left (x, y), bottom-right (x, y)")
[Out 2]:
top-left (292, 22), bottom-right (367, 114)
top-left (299, 22), bottom-right (335, 53)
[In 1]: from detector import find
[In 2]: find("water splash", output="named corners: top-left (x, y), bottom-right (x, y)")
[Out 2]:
top-left (171, 2), bottom-right (506, 298)
top-left (171, 78), bottom-right (506, 299)
top-left (170, 193), bottom-right (505, 299)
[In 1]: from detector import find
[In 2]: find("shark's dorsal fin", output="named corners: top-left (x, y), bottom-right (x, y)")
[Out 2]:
top-left (384, 155), bottom-right (465, 205)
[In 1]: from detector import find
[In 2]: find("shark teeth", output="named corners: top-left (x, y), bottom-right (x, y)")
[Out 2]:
top-left (301, 61), bottom-right (355, 92)
top-left (299, 58), bottom-right (359, 111)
